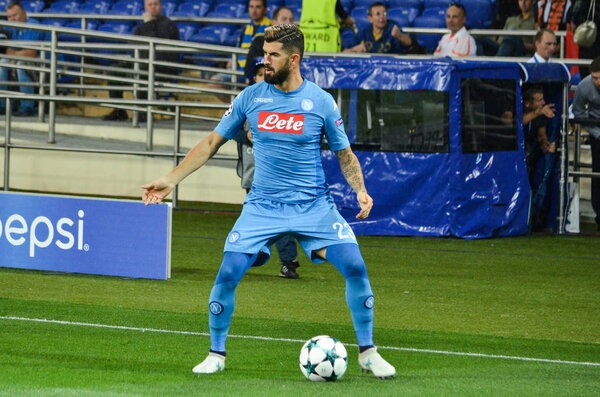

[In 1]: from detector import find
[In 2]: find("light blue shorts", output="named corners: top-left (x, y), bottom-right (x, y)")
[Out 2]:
top-left (224, 192), bottom-right (358, 264)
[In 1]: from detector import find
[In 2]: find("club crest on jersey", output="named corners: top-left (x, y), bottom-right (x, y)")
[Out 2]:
top-left (336, 117), bottom-right (343, 127)
top-left (257, 111), bottom-right (304, 134)
top-left (300, 98), bottom-right (314, 111)
top-left (224, 103), bottom-right (233, 117)
top-left (228, 231), bottom-right (240, 243)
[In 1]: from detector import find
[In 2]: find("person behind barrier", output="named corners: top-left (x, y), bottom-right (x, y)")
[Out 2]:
top-left (103, 0), bottom-right (180, 121)
top-left (208, 0), bottom-right (271, 102)
top-left (433, 2), bottom-right (477, 57)
top-left (243, 6), bottom-right (294, 83)
top-left (527, 28), bottom-right (557, 63)
top-left (142, 24), bottom-right (396, 378)
top-left (0, 1), bottom-right (45, 117)
top-left (522, 86), bottom-right (557, 184)
top-left (299, 0), bottom-right (354, 52)
top-left (478, 0), bottom-right (536, 57)
top-left (572, 57), bottom-right (600, 231)
top-left (343, 1), bottom-right (412, 54)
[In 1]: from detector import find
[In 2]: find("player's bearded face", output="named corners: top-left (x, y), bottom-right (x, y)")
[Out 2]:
top-left (264, 56), bottom-right (291, 85)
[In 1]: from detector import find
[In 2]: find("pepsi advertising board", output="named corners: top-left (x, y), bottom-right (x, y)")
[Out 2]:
top-left (0, 192), bottom-right (171, 279)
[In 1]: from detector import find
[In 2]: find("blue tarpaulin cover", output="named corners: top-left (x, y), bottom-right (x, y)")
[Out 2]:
top-left (301, 57), bottom-right (569, 239)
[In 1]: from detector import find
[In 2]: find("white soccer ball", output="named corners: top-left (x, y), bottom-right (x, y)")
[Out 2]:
top-left (299, 335), bottom-right (348, 381)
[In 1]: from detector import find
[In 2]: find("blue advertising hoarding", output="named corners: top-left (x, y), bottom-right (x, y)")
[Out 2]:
top-left (0, 192), bottom-right (171, 279)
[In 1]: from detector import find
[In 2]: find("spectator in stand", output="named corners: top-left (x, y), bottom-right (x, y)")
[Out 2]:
top-left (343, 1), bottom-right (412, 54)
top-left (477, 0), bottom-right (536, 56)
top-left (570, 0), bottom-right (600, 78)
top-left (528, 28), bottom-right (557, 63)
top-left (0, 2), bottom-right (45, 116)
top-left (498, 0), bottom-right (537, 56)
top-left (103, 0), bottom-right (180, 121)
top-left (536, 0), bottom-right (573, 31)
top-left (572, 57), bottom-right (600, 231)
top-left (433, 2), bottom-right (476, 57)
top-left (244, 6), bottom-right (294, 82)
top-left (209, 0), bottom-right (270, 101)
top-left (300, 0), bottom-right (354, 52)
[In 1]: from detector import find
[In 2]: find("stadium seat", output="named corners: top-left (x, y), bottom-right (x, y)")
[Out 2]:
top-left (284, 0), bottom-right (302, 8)
top-left (109, 0), bottom-right (143, 16)
top-left (223, 28), bottom-right (241, 47)
top-left (388, 7), bottom-right (419, 25)
top-left (20, 0), bottom-right (47, 13)
top-left (340, 28), bottom-right (354, 50)
top-left (424, 0), bottom-right (452, 9)
top-left (44, 1), bottom-right (80, 14)
top-left (176, 22), bottom-right (198, 41)
top-left (41, 19), bottom-right (69, 28)
top-left (339, 0), bottom-right (353, 12)
top-left (79, 1), bottom-right (112, 15)
top-left (161, 1), bottom-right (178, 17)
top-left (388, 0), bottom-right (423, 10)
top-left (350, 7), bottom-right (370, 31)
top-left (208, 4), bottom-right (246, 19)
top-left (412, 14), bottom-right (445, 52)
top-left (389, 15), bottom-right (410, 29)
top-left (95, 21), bottom-right (133, 36)
top-left (463, 0), bottom-right (494, 28)
top-left (422, 7), bottom-right (446, 17)
top-left (173, 2), bottom-right (211, 17)
top-left (189, 25), bottom-right (231, 45)
top-left (60, 20), bottom-right (99, 42)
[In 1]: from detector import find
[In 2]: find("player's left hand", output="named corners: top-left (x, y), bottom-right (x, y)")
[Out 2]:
top-left (355, 191), bottom-right (373, 219)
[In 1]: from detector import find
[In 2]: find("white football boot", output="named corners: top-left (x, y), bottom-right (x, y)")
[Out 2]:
top-left (358, 347), bottom-right (396, 379)
top-left (192, 352), bottom-right (226, 374)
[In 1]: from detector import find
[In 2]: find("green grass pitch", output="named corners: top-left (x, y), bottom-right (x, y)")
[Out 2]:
top-left (1, 205), bottom-right (599, 396)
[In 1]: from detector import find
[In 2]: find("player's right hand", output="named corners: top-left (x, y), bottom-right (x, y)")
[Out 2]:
top-left (141, 177), bottom-right (175, 205)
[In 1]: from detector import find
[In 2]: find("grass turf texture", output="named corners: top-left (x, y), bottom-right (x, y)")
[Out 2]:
top-left (1, 206), bottom-right (599, 396)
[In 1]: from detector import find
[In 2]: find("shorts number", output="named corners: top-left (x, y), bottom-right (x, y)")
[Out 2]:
top-left (333, 222), bottom-right (356, 240)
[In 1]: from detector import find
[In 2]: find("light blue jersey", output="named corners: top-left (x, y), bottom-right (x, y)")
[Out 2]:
top-left (216, 78), bottom-right (350, 203)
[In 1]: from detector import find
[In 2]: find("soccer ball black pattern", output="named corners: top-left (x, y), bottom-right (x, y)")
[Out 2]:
top-left (299, 335), bottom-right (348, 381)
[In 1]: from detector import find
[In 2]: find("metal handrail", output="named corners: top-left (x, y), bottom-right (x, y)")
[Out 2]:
top-left (0, 93), bottom-right (232, 207)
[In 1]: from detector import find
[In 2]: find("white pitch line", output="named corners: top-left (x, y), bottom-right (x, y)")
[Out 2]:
top-left (2, 316), bottom-right (599, 368)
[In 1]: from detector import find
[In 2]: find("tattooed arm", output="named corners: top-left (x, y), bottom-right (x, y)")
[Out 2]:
top-left (334, 146), bottom-right (373, 219)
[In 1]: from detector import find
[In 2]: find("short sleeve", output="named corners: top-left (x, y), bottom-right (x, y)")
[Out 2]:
top-left (215, 89), bottom-right (248, 140)
top-left (322, 94), bottom-right (350, 151)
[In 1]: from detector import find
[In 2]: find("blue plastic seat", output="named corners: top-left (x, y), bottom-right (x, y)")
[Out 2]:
top-left (422, 7), bottom-right (447, 17)
top-left (339, 0), bottom-right (353, 12)
top-left (351, 7), bottom-right (370, 31)
top-left (353, 0), bottom-right (377, 7)
top-left (161, 1), bottom-right (178, 16)
top-left (463, 0), bottom-right (493, 28)
top-left (109, 0), bottom-right (143, 16)
top-left (388, 7), bottom-right (419, 25)
top-left (208, 4), bottom-right (246, 19)
top-left (21, 0), bottom-right (47, 13)
top-left (44, 1), bottom-right (80, 14)
top-left (79, 1), bottom-right (112, 15)
top-left (412, 14), bottom-right (445, 52)
top-left (389, 15), bottom-right (410, 29)
top-left (176, 22), bottom-right (198, 41)
top-left (284, 0), bottom-right (303, 8)
top-left (424, 0), bottom-right (452, 9)
top-left (173, 2), bottom-right (211, 17)
top-left (388, 0), bottom-right (423, 10)
top-left (223, 28), bottom-right (241, 47)
top-left (59, 20), bottom-right (99, 42)
top-left (340, 28), bottom-right (354, 50)
top-left (190, 26), bottom-right (231, 45)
